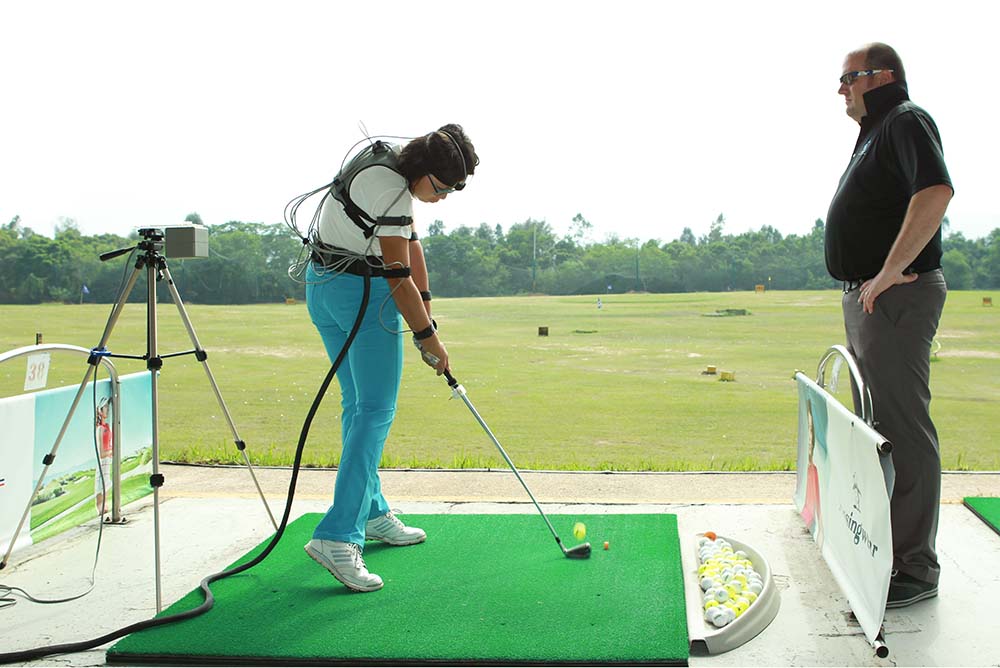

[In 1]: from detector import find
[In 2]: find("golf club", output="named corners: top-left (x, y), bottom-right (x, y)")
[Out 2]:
top-left (443, 369), bottom-right (591, 559)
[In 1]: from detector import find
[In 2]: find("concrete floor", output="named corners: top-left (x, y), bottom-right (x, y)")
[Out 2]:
top-left (2, 466), bottom-right (999, 667)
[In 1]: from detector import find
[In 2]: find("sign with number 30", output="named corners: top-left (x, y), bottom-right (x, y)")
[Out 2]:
top-left (24, 353), bottom-right (51, 391)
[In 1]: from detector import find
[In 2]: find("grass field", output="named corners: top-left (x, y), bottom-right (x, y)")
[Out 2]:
top-left (2, 290), bottom-right (997, 471)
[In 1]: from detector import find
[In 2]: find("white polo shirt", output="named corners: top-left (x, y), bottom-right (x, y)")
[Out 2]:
top-left (317, 164), bottom-right (414, 256)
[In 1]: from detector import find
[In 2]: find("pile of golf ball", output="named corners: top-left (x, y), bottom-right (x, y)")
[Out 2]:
top-left (697, 533), bottom-right (764, 628)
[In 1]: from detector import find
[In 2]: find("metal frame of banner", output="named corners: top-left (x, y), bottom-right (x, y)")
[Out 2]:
top-left (817, 345), bottom-right (872, 423)
top-left (0, 344), bottom-right (123, 569)
top-left (813, 344), bottom-right (891, 658)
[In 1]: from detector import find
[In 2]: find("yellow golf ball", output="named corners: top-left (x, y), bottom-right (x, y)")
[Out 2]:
top-left (573, 522), bottom-right (586, 540)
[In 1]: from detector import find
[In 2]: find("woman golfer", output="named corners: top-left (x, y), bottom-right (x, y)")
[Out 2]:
top-left (303, 125), bottom-right (478, 592)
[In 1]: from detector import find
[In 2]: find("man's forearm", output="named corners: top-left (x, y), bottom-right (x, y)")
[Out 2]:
top-left (883, 184), bottom-right (953, 275)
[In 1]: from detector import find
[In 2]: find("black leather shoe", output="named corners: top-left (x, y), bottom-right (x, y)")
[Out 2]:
top-left (886, 569), bottom-right (938, 609)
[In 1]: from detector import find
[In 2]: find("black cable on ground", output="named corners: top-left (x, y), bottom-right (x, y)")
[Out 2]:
top-left (0, 273), bottom-right (371, 665)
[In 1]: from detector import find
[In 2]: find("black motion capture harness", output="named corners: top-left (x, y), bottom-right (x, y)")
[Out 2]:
top-left (332, 140), bottom-right (412, 239)
top-left (309, 139), bottom-right (413, 279)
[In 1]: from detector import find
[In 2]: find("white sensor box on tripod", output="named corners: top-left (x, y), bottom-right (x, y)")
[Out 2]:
top-left (164, 224), bottom-right (209, 259)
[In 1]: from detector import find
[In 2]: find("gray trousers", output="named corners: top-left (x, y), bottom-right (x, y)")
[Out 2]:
top-left (842, 269), bottom-right (947, 585)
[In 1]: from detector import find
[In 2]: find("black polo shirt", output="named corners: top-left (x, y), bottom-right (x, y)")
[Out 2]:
top-left (825, 82), bottom-right (953, 281)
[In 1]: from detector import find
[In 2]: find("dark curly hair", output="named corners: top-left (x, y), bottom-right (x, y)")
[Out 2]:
top-left (397, 123), bottom-right (479, 187)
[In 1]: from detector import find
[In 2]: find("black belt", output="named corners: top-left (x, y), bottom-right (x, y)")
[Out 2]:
top-left (842, 279), bottom-right (865, 293)
top-left (843, 266), bottom-right (933, 293)
top-left (842, 274), bottom-right (878, 292)
top-left (311, 249), bottom-right (409, 278)
top-left (313, 253), bottom-right (375, 276)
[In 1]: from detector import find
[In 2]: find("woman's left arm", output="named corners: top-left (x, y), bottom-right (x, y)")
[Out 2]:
top-left (409, 230), bottom-right (431, 318)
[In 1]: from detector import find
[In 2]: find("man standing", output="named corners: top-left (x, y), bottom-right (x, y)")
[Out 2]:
top-left (825, 43), bottom-right (953, 608)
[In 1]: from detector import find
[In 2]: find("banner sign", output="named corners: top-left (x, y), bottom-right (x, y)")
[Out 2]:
top-left (0, 395), bottom-right (36, 555)
top-left (793, 372), bottom-right (893, 644)
top-left (0, 372), bottom-right (153, 555)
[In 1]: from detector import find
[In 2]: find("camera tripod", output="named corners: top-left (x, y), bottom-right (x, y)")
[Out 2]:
top-left (4, 228), bottom-right (277, 612)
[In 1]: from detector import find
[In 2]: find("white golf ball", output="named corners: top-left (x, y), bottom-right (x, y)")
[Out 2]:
top-left (710, 608), bottom-right (732, 627)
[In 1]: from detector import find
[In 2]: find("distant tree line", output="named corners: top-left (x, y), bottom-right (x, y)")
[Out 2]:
top-left (0, 215), bottom-right (306, 305)
top-left (1, 213), bottom-right (997, 304)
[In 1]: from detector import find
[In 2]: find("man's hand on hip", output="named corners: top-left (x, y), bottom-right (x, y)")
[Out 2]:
top-left (859, 270), bottom-right (919, 314)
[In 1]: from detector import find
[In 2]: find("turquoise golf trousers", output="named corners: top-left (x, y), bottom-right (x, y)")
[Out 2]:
top-left (306, 264), bottom-right (402, 547)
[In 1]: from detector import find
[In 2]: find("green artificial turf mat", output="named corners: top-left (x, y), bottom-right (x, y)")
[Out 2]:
top-left (964, 497), bottom-right (1000, 537)
top-left (108, 512), bottom-right (688, 665)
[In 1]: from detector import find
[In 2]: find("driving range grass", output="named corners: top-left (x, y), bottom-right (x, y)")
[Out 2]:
top-left (2, 290), bottom-right (997, 471)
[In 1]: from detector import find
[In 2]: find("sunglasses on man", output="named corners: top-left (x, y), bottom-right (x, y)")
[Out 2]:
top-left (839, 69), bottom-right (894, 86)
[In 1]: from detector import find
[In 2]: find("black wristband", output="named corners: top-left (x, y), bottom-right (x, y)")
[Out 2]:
top-left (420, 290), bottom-right (432, 302)
top-left (409, 231), bottom-right (419, 241)
top-left (413, 319), bottom-right (437, 341)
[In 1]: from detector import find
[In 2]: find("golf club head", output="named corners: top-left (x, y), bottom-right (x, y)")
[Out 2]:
top-left (565, 542), bottom-right (591, 559)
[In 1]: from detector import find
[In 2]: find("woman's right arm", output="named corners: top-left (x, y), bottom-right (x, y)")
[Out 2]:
top-left (381, 235), bottom-right (449, 374)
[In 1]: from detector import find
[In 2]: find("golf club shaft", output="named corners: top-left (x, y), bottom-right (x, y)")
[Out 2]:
top-left (444, 371), bottom-right (567, 551)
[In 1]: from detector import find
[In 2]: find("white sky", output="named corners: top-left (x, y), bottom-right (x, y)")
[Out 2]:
top-left (2, 1), bottom-right (998, 245)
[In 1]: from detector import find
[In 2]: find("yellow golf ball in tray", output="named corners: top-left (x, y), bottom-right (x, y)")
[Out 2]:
top-left (573, 522), bottom-right (587, 540)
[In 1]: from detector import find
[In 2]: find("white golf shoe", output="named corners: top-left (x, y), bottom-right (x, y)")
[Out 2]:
top-left (304, 539), bottom-right (383, 592)
top-left (366, 511), bottom-right (427, 546)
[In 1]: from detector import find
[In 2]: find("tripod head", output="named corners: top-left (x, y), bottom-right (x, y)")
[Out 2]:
top-left (137, 227), bottom-right (166, 248)
top-left (100, 228), bottom-right (165, 263)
